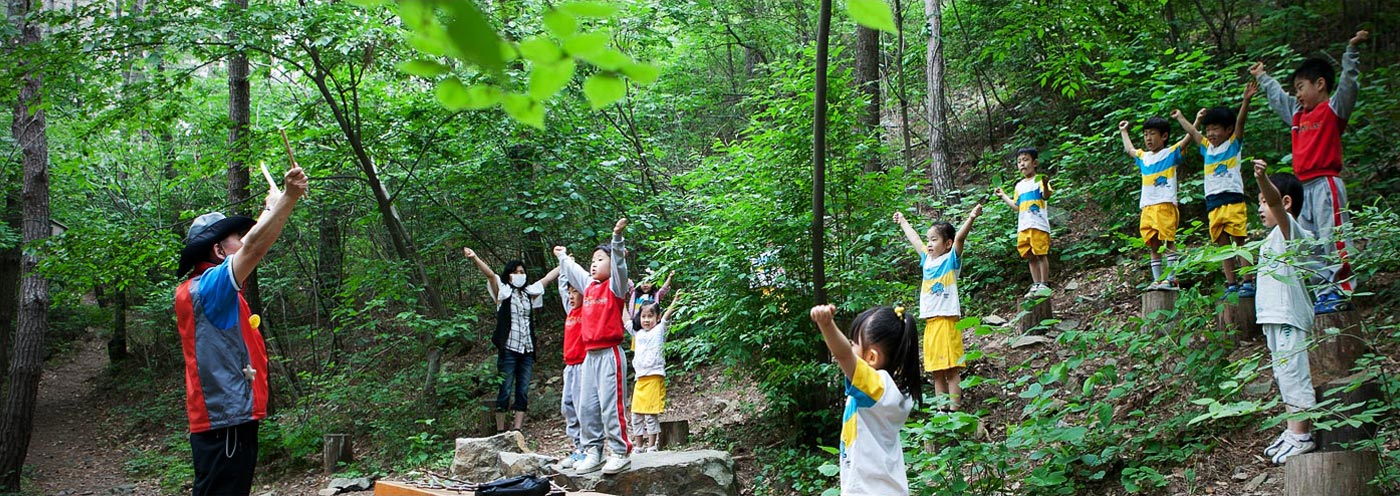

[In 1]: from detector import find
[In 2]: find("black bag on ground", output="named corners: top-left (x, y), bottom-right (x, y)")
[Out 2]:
top-left (475, 474), bottom-right (550, 496)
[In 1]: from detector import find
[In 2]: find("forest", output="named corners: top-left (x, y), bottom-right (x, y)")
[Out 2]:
top-left (2, 0), bottom-right (1399, 494)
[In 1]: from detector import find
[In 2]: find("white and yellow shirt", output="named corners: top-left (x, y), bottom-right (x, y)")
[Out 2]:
top-left (1135, 144), bottom-right (1184, 208)
top-left (918, 249), bottom-right (961, 319)
top-left (839, 361), bottom-right (913, 496)
top-left (1200, 136), bottom-right (1245, 197)
top-left (1014, 176), bottom-right (1052, 233)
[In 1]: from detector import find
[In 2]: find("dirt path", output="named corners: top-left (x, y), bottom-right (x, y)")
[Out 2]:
top-left (28, 337), bottom-right (154, 495)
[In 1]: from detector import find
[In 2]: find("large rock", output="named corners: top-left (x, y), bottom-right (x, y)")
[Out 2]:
top-left (451, 431), bottom-right (528, 482)
top-left (499, 451), bottom-right (558, 478)
top-left (554, 450), bottom-right (737, 496)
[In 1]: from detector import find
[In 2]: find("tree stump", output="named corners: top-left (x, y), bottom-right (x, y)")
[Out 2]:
top-left (1016, 296), bottom-right (1054, 335)
top-left (1141, 290), bottom-right (1178, 331)
top-left (1310, 311), bottom-right (1367, 381)
top-left (1216, 297), bottom-right (1260, 342)
top-left (1283, 450), bottom-right (1380, 496)
top-left (1312, 373), bottom-right (1383, 453)
top-left (658, 419), bottom-right (690, 450)
top-left (323, 434), bottom-right (354, 473)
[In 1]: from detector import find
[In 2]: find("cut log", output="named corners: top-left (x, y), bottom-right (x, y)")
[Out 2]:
top-left (1311, 373), bottom-right (1383, 453)
top-left (659, 419), bottom-right (690, 450)
top-left (1015, 296), bottom-right (1054, 335)
top-left (1216, 297), bottom-right (1260, 342)
top-left (323, 434), bottom-right (354, 473)
top-left (1310, 311), bottom-right (1367, 381)
top-left (1141, 290), bottom-right (1178, 331)
top-left (1283, 450), bottom-right (1380, 496)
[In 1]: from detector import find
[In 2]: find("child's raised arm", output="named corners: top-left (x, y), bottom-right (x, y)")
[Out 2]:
top-left (608, 218), bottom-right (629, 298)
top-left (1251, 61), bottom-right (1297, 125)
top-left (1171, 109), bottom-right (1203, 150)
top-left (1235, 81), bottom-right (1257, 141)
top-left (1253, 160), bottom-right (1294, 240)
top-left (660, 292), bottom-right (682, 323)
top-left (893, 211), bottom-right (928, 255)
top-left (1117, 120), bottom-right (1139, 157)
top-left (952, 204), bottom-right (983, 255)
top-left (554, 246), bottom-right (592, 294)
top-left (1332, 30), bottom-right (1368, 121)
top-left (810, 304), bottom-right (857, 379)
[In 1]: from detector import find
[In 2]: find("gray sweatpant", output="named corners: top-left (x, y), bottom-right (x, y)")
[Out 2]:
top-left (1264, 324), bottom-right (1316, 411)
top-left (561, 363), bottom-right (582, 451)
top-left (579, 346), bottom-right (631, 455)
top-left (1299, 176), bottom-right (1356, 294)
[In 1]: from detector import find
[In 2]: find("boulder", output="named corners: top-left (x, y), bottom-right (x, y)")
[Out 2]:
top-left (1010, 335), bottom-right (1054, 349)
top-left (983, 315), bottom-right (1008, 326)
top-left (451, 431), bottom-right (528, 482)
top-left (554, 450), bottom-right (737, 496)
top-left (499, 451), bottom-right (559, 478)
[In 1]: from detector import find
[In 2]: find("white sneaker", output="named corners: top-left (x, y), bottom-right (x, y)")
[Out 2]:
top-left (575, 447), bottom-right (604, 474)
top-left (558, 450), bottom-right (582, 469)
top-left (1270, 431), bottom-right (1315, 465)
top-left (601, 453), bottom-right (631, 475)
top-left (1263, 430), bottom-right (1289, 457)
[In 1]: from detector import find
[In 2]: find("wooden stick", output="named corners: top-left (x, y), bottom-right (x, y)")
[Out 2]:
top-left (278, 128), bottom-right (309, 198)
top-left (260, 161), bottom-right (279, 192)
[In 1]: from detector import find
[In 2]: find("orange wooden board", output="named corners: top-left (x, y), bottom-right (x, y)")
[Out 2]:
top-left (374, 480), bottom-right (615, 496)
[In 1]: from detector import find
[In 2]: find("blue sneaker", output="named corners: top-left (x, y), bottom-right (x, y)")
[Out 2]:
top-left (1314, 292), bottom-right (1353, 315)
top-left (1219, 284), bottom-right (1239, 301)
top-left (1238, 281), bottom-right (1256, 298)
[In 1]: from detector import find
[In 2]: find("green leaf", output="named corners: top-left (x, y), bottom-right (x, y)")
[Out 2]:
top-left (563, 31), bottom-right (610, 59)
top-left (502, 93), bottom-right (545, 128)
top-left (398, 59), bottom-right (450, 77)
top-left (817, 463), bottom-right (839, 477)
top-left (462, 85), bottom-right (503, 110)
top-left (846, 0), bottom-right (897, 34)
top-left (543, 8), bottom-right (578, 37)
top-left (519, 36), bottom-right (563, 64)
top-left (435, 77), bottom-right (472, 110)
top-left (407, 30), bottom-right (450, 57)
top-left (620, 62), bottom-right (660, 85)
top-left (529, 59), bottom-right (576, 100)
top-left (441, 0), bottom-right (505, 77)
top-left (583, 73), bottom-right (626, 109)
top-left (559, 1), bottom-right (619, 18)
top-left (347, 0), bottom-right (388, 7)
top-left (579, 48), bottom-right (631, 70)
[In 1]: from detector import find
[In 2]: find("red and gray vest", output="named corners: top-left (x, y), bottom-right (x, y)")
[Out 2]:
top-left (175, 261), bottom-right (269, 433)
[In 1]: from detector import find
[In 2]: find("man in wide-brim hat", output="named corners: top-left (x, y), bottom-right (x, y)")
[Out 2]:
top-left (175, 161), bottom-right (306, 495)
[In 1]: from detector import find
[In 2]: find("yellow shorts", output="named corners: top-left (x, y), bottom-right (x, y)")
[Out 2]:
top-left (1208, 202), bottom-right (1248, 242)
top-left (631, 375), bottom-right (666, 414)
top-left (923, 316), bottom-right (964, 372)
top-left (1017, 229), bottom-right (1050, 257)
top-left (1139, 203), bottom-right (1179, 243)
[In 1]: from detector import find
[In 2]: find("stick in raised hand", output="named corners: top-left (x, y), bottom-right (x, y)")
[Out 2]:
top-left (279, 129), bottom-right (309, 198)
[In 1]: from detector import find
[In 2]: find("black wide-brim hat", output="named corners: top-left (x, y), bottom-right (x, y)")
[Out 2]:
top-left (178, 212), bottom-right (257, 277)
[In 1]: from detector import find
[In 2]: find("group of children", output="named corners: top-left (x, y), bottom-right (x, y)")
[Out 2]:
top-left (822, 31), bottom-right (1370, 493)
top-left (546, 217), bottom-right (683, 476)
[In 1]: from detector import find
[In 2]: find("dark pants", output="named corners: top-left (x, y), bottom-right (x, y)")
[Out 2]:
top-left (190, 420), bottom-right (259, 496)
top-left (496, 350), bottom-right (534, 412)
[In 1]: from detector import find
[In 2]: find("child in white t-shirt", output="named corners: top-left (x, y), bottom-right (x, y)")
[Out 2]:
top-left (809, 304), bottom-right (920, 496)
top-left (626, 300), bottom-right (679, 453)
top-left (1252, 159), bottom-right (1318, 465)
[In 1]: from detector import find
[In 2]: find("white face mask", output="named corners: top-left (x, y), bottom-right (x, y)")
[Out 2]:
top-left (510, 274), bottom-right (527, 286)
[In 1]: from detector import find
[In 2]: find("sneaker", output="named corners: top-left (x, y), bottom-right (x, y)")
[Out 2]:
top-left (1238, 281), bottom-right (1256, 298)
top-left (1270, 431), bottom-right (1315, 465)
top-left (601, 453), bottom-right (631, 475)
top-left (558, 450), bottom-right (583, 469)
top-left (1263, 430), bottom-right (1289, 457)
top-left (1144, 281), bottom-right (1163, 292)
top-left (1314, 292), bottom-right (1353, 315)
top-left (575, 447), bottom-right (604, 474)
top-left (1219, 284), bottom-right (1239, 301)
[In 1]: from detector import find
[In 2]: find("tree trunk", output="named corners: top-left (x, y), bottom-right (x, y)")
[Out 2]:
top-left (0, 0), bottom-right (50, 486)
top-left (316, 211), bottom-right (343, 361)
top-left (854, 26), bottom-right (881, 172)
top-left (108, 287), bottom-right (128, 362)
top-left (924, 0), bottom-right (953, 197)
top-left (0, 194), bottom-right (21, 377)
top-left (227, 0), bottom-right (263, 318)
top-left (812, 0), bottom-right (831, 307)
top-left (894, 0), bottom-right (913, 169)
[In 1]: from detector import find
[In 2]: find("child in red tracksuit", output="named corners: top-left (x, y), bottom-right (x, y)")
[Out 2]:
top-left (554, 218), bottom-right (632, 475)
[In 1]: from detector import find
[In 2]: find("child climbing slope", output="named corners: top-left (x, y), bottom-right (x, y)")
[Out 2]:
top-left (809, 304), bottom-right (921, 496)
top-left (893, 205), bottom-right (982, 410)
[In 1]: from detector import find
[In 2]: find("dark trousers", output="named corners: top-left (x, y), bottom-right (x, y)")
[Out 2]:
top-left (190, 420), bottom-right (259, 496)
top-left (496, 350), bottom-right (534, 412)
